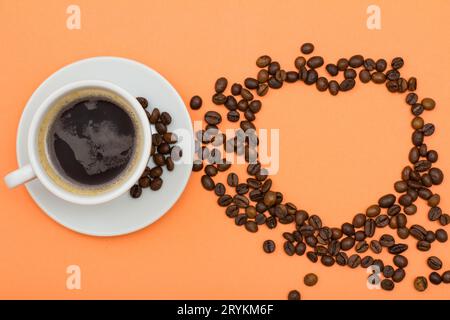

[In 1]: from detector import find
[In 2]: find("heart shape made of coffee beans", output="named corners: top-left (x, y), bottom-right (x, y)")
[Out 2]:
top-left (190, 43), bottom-right (448, 294)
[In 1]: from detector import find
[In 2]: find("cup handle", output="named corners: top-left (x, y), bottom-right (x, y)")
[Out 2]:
top-left (4, 164), bottom-right (36, 188)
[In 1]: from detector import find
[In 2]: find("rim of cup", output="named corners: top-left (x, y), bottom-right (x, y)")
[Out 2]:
top-left (27, 80), bottom-right (151, 205)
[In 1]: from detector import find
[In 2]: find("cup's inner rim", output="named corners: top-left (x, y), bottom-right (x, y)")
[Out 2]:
top-left (35, 86), bottom-right (145, 197)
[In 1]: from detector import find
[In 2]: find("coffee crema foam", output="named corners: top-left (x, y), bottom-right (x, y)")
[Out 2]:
top-left (37, 87), bottom-right (144, 195)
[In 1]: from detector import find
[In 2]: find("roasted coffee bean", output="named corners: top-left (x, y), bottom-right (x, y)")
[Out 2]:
top-left (407, 77), bottom-right (417, 91)
top-left (218, 194), bottom-right (233, 207)
top-left (226, 173), bottom-right (238, 187)
top-left (212, 93), bottom-right (227, 105)
top-left (153, 153), bottom-right (165, 166)
top-left (442, 271), bottom-right (450, 284)
top-left (352, 213), bottom-right (366, 228)
top-left (380, 234), bottom-right (395, 247)
top-left (369, 240), bottom-right (382, 254)
top-left (375, 215), bottom-right (390, 228)
top-left (305, 236), bottom-right (318, 247)
top-left (224, 95), bottom-right (238, 111)
top-left (361, 256), bottom-right (374, 268)
top-left (231, 83), bottom-right (242, 96)
top-left (372, 259), bottom-right (385, 273)
top-left (428, 207), bottom-right (442, 221)
top-left (301, 43), bottom-right (314, 54)
top-left (359, 70), bottom-right (371, 83)
top-left (262, 240), bottom-right (276, 254)
top-left (268, 61), bottom-right (281, 75)
top-left (285, 71), bottom-right (299, 83)
top-left (255, 213), bottom-right (266, 225)
top-left (316, 77), bottom-right (328, 91)
top-left (336, 252), bottom-right (348, 266)
top-left (386, 69), bottom-right (400, 81)
top-left (349, 55), bottom-right (364, 68)
top-left (347, 254), bottom-right (361, 268)
top-left (213, 183), bottom-right (226, 197)
top-left (410, 225), bottom-right (427, 240)
top-left (215, 77), bottom-right (228, 93)
top-left (328, 80), bottom-right (339, 95)
top-left (309, 215), bottom-right (322, 229)
top-left (396, 214), bottom-right (407, 228)
top-left (337, 58), bottom-right (348, 71)
top-left (388, 243), bottom-right (408, 254)
top-left (148, 108), bottom-right (160, 124)
top-left (429, 272), bottom-right (442, 285)
top-left (341, 223), bottom-right (355, 236)
top-left (265, 216), bottom-right (277, 229)
top-left (294, 56), bottom-right (306, 70)
top-left (217, 160), bottom-right (231, 172)
top-left (234, 195), bottom-right (249, 208)
top-left (130, 184), bottom-right (142, 198)
top-left (304, 69), bottom-right (318, 85)
top-left (235, 214), bottom-right (247, 226)
top-left (192, 161), bottom-right (203, 172)
top-left (364, 219), bottom-right (376, 237)
top-left (201, 175), bottom-right (215, 190)
top-left (275, 70), bottom-right (287, 83)
top-left (344, 68), bottom-right (357, 79)
top-left (427, 256), bottom-right (442, 270)
top-left (155, 122), bottom-right (167, 134)
top-left (149, 166), bottom-right (163, 178)
top-left (383, 265), bottom-right (395, 278)
top-left (227, 110), bottom-right (240, 122)
top-left (406, 93), bottom-right (418, 105)
top-left (425, 231), bottom-right (436, 243)
top-left (307, 56), bottom-right (324, 69)
top-left (417, 240), bottom-right (431, 251)
top-left (244, 77), bottom-right (259, 90)
top-left (436, 229), bottom-right (448, 242)
top-left (341, 237), bottom-right (355, 251)
top-left (393, 255), bottom-right (408, 268)
top-left (412, 130), bottom-right (424, 146)
top-left (392, 269), bottom-right (405, 283)
top-left (287, 290), bottom-right (301, 300)
top-left (375, 59), bottom-right (387, 72)
top-left (386, 80), bottom-right (399, 92)
top-left (241, 88), bottom-right (254, 101)
top-left (236, 183), bottom-right (249, 195)
top-left (409, 147), bottom-right (420, 163)
top-left (366, 205), bottom-right (380, 217)
top-left (321, 255), bottom-right (335, 267)
top-left (250, 189), bottom-right (264, 202)
top-left (378, 194), bottom-right (396, 208)
top-left (340, 79), bottom-right (355, 91)
top-left (296, 242), bottom-right (307, 256)
top-left (189, 96), bottom-right (203, 110)
top-left (429, 168), bottom-right (444, 185)
top-left (149, 177), bottom-right (163, 191)
top-left (372, 72), bottom-right (386, 84)
top-left (387, 204), bottom-right (401, 216)
top-left (204, 111), bottom-right (222, 125)
top-left (414, 276), bottom-right (428, 292)
top-left (136, 97), bottom-right (148, 109)
top-left (391, 57), bottom-right (404, 69)
top-left (439, 214), bottom-right (450, 226)
top-left (362, 58), bottom-right (375, 70)
top-left (204, 164), bottom-right (218, 177)
top-left (138, 176), bottom-right (150, 188)
top-left (397, 227), bottom-right (409, 239)
top-left (427, 150), bottom-right (439, 163)
top-left (284, 241), bottom-right (295, 256)
top-left (326, 63), bottom-right (339, 76)
top-left (283, 232), bottom-right (295, 243)
top-left (256, 55), bottom-right (271, 68)
top-left (245, 221), bottom-right (258, 233)
top-left (304, 273), bottom-right (318, 286)
top-left (422, 98), bottom-right (436, 110)
top-left (260, 179), bottom-right (272, 193)
top-left (356, 241), bottom-right (369, 253)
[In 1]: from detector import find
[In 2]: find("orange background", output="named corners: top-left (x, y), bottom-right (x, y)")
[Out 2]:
top-left (1, 0), bottom-right (450, 299)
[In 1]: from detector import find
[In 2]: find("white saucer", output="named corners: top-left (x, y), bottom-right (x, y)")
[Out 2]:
top-left (16, 57), bottom-right (193, 236)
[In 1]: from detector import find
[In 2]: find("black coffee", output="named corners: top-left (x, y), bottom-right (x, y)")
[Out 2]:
top-left (47, 97), bottom-right (136, 186)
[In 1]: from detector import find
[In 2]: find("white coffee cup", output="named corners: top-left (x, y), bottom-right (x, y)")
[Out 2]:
top-left (4, 80), bottom-right (151, 205)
